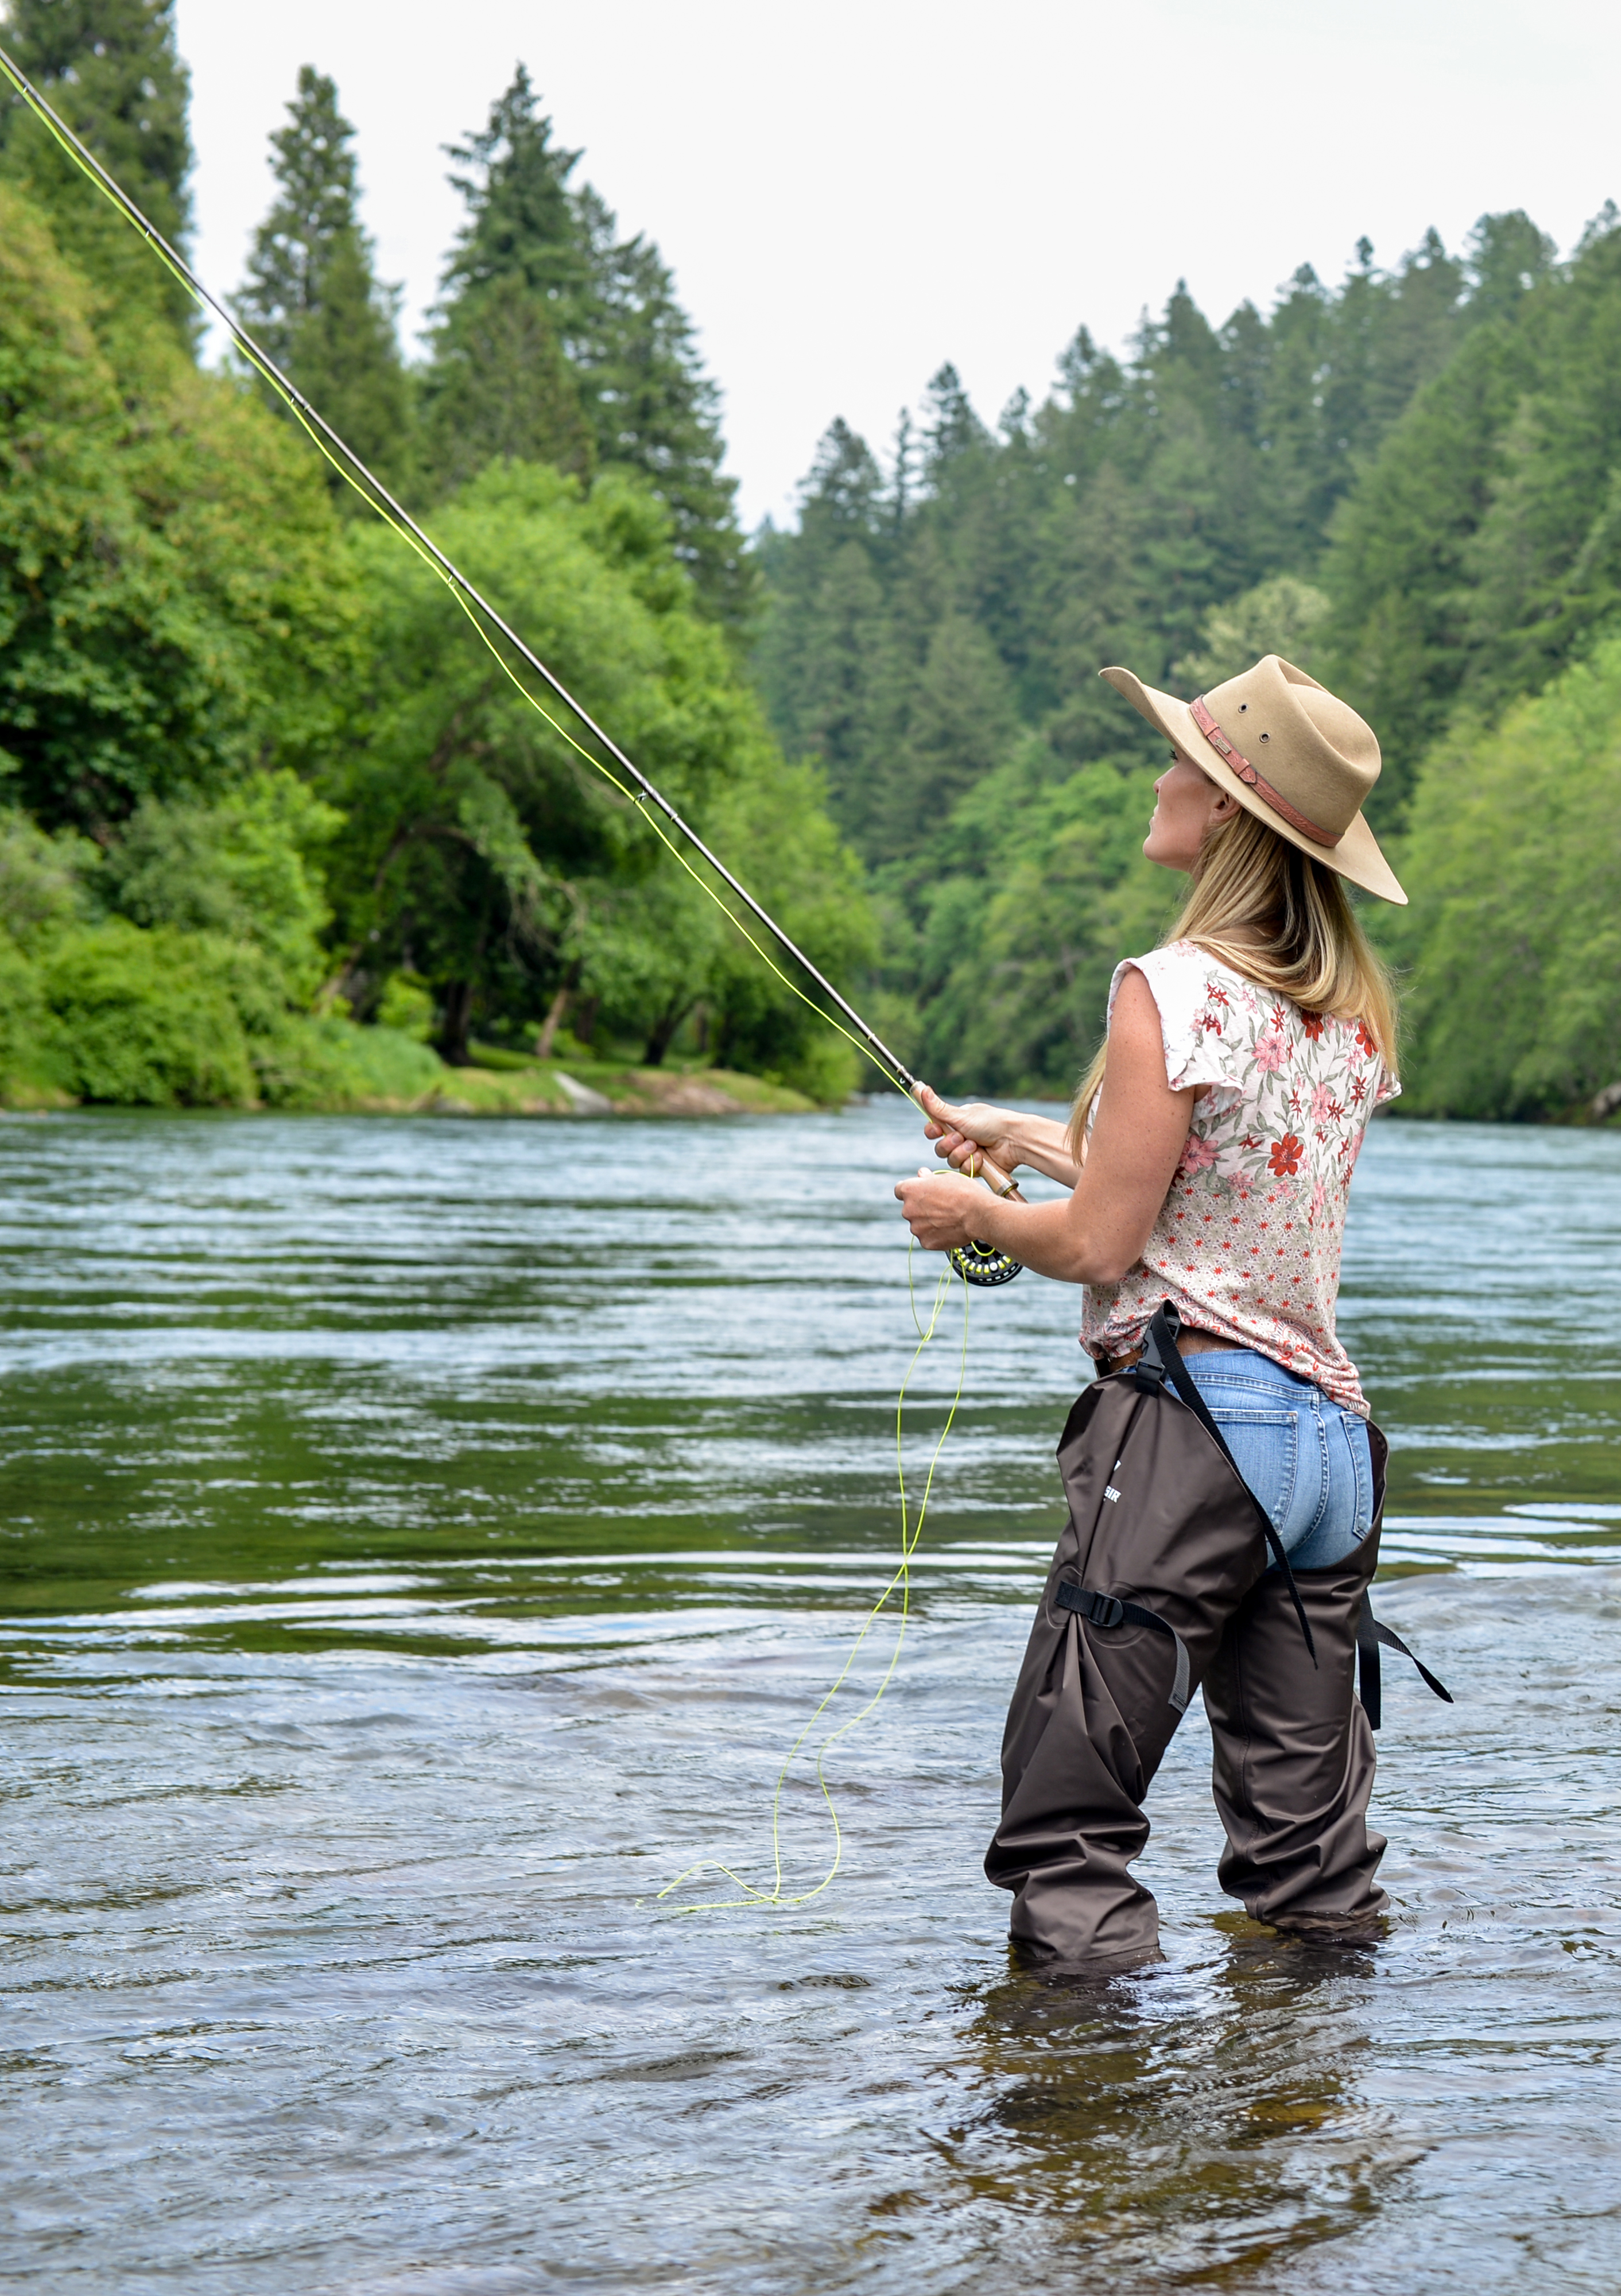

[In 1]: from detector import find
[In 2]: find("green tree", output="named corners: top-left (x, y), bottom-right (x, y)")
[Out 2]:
top-left (1380, 632), bottom-right (1621, 1118)
top-left (0, 180), bottom-right (356, 832)
top-left (0, 0), bottom-right (195, 341)
top-left (1320, 214), bottom-right (1619, 816)
top-left (423, 68), bottom-right (752, 627)
top-left (325, 460), bottom-right (867, 1079)
top-left (235, 67), bottom-right (412, 497)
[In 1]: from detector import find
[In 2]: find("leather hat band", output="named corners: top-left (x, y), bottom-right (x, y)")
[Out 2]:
top-left (1190, 696), bottom-right (1339, 848)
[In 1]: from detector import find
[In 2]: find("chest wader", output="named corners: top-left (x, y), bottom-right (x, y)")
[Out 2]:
top-left (985, 1304), bottom-right (1451, 1964)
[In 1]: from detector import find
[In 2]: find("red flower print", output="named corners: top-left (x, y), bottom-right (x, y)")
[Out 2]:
top-left (1354, 1021), bottom-right (1377, 1058)
top-left (1301, 1011), bottom-right (1325, 1041)
top-left (1205, 982), bottom-right (1231, 1008)
top-left (1309, 1082), bottom-right (1335, 1122)
top-left (1267, 1133), bottom-right (1304, 1177)
top-left (1349, 1075), bottom-right (1367, 1105)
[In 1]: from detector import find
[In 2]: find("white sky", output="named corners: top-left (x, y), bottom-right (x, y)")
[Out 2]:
top-left (172, 0), bottom-right (1619, 529)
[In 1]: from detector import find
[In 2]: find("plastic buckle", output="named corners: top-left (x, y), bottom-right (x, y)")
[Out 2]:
top-left (1059, 1584), bottom-right (1124, 1628)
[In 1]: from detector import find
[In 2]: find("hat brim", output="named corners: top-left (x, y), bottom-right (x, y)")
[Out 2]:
top-left (1100, 666), bottom-right (1407, 905)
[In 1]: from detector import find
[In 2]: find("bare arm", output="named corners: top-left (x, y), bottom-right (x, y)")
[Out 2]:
top-left (894, 968), bottom-right (1192, 1285)
top-left (916, 1085), bottom-right (1081, 1189)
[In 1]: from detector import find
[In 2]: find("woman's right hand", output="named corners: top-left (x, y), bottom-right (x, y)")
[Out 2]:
top-left (916, 1082), bottom-right (1022, 1176)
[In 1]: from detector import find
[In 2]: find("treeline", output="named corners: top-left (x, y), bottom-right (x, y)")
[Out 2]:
top-left (11, 2), bottom-right (1621, 1126)
top-left (757, 206), bottom-right (1621, 1118)
top-left (0, 0), bottom-right (868, 1110)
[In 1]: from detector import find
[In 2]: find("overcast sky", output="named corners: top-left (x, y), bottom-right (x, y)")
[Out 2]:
top-left (173, 0), bottom-right (1619, 529)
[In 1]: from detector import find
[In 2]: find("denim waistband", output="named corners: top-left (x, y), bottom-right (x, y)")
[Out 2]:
top-left (1181, 1347), bottom-right (1317, 1395)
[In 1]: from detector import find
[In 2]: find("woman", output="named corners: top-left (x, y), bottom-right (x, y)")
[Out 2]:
top-left (895, 653), bottom-right (1409, 1962)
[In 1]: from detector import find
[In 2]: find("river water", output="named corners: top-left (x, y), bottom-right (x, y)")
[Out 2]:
top-left (2, 1104), bottom-right (1619, 2293)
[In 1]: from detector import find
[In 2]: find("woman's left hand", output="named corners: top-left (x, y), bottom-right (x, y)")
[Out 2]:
top-left (894, 1169), bottom-right (988, 1252)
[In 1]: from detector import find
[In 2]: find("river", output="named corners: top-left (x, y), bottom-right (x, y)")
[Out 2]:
top-left (2, 1104), bottom-right (1619, 2292)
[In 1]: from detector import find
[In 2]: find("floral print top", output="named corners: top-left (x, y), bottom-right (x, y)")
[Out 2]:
top-left (1080, 941), bottom-right (1398, 1415)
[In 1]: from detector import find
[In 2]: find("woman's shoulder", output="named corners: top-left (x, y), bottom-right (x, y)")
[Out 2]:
top-left (1109, 943), bottom-right (1265, 1093)
top-left (1111, 940), bottom-right (1263, 1014)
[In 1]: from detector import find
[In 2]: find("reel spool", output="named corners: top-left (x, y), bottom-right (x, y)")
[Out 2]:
top-left (948, 1240), bottom-right (1023, 1286)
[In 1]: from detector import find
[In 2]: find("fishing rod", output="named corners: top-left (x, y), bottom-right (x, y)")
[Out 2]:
top-left (0, 42), bottom-right (1025, 1283)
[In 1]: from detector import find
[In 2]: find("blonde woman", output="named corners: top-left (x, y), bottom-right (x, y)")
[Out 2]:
top-left (894, 656), bottom-right (1437, 1963)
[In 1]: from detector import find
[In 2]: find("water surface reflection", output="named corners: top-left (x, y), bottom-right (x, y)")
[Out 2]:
top-left (2, 1108), bottom-right (1619, 2291)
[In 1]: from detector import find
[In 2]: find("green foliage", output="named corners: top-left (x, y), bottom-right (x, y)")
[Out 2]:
top-left (1320, 211), bottom-right (1621, 816)
top-left (43, 918), bottom-right (258, 1105)
top-left (375, 970), bottom-right (434, 1041)
top-left (1172, 576), bottom-right (1330, 691)
top-left (1378, 634), bottom-right (1621, 1118)
top-left (0, 180), bottom-right (358, 833)
top-left (234, 67), bottom-right (412, 498)
top-left (902, 743), bottom-right (1172, 1093)
top-left (0, 805), bottom-right (95, 945)
top-left (420, 271), bottom-right (595, 490)
top-left (100, 770), bottom-right (340, 1000)
top-left (421, 68), bottom-right (753, 628)
top-left (759, 227), bottom-right (1542, 867)
top-left (0, 0), bottom-right (196, 340)
top-left (0, 40), bottom-right (871, 1112)
top-left (702, 759), bottom-right (879, 1100)
top-left (324, 459), bottom-right (870, 1087)
top-left (755, 212), bottom-right (1570, 1097)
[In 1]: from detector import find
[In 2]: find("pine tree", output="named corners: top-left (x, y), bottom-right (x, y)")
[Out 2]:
top-left (424, 68), bottom-right (753, 628)
top-left (236, 67), bottom-right (412, 497)
top-left (0, 0), bottom-right (194, 339)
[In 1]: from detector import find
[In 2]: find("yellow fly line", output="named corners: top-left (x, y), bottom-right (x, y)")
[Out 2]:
top-left (0, 43), bottom-right (926, 1108)
top-left (655, 1247), bottom-right (971, 1913)
top-left (0, 43), bottom-right (992, 1912)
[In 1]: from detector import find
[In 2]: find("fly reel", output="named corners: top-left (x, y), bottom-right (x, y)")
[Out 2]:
top-left (948, 1240), bottom-right (1023, 1286)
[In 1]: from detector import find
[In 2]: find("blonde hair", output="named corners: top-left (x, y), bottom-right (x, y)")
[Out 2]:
top-left (1068, 808), bottom-right (1399, 1161)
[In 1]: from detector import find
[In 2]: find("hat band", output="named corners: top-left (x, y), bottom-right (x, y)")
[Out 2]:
top-left (1190, 697), bottom-right (1338, 848)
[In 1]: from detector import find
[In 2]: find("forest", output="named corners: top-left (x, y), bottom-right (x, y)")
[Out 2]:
top-left (5, 0), bottom-right (1621, 1120)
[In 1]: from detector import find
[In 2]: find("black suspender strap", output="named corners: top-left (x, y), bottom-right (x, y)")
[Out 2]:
top-left (1356, 1593), bottom-right (1454, 1730)
top-left (1056, 1581), bottom-right (1191, 1713)
top-left (1132, 1302), bottom-right (1318, 1668)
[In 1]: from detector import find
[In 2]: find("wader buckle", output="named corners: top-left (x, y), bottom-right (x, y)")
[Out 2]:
top-left (1056, 1580), bottom-right (1191, 1713)
top-left (1058, 1585), bottom-right (1126, 1628)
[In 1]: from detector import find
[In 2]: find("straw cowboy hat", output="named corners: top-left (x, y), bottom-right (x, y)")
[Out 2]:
top-left (1100, 653), bottom-right (1406, 904)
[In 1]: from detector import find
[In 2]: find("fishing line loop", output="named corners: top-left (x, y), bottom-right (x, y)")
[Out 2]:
top-left (654, 1246), bottom-right (971, 1914)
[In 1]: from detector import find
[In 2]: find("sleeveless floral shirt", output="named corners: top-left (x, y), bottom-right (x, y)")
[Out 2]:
top-left (1080, 941), bottom-right (1398, 1415)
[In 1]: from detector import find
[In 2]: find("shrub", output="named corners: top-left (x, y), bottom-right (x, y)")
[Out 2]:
top-left (42, 922), bottom-right (257, 1106)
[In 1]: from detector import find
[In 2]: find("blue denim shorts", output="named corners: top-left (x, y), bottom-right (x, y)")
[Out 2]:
top-left (1181, 1348), bottom-right (1374, 1570)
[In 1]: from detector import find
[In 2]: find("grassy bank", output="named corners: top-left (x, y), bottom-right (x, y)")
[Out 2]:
top-left (0, 1013), bottom-right (817, 1119)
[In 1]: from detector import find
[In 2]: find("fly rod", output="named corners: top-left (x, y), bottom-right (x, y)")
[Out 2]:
top-left (0, 43), bottom-right (1025, 1280)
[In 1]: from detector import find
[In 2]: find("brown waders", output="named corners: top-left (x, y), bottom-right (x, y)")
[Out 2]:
top-left (986, 1305), bottom-right (1449, 1963)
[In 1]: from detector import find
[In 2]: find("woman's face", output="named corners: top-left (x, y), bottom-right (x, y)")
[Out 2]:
top-left (1143, 751), bottom-right (1237, 871)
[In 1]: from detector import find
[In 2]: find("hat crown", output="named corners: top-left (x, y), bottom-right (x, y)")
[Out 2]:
top-left (1200, 656), bottom-right (1379, 840)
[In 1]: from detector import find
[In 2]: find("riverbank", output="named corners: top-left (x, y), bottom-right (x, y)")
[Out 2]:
top-left (0, 1027), bottom-right (817, 1118)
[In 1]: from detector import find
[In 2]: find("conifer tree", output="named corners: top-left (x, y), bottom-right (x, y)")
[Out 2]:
top-left (0, 0), bottom-right (194, 339)
top-left (419, 72), bottom-right (597, 499)
top-left (424, 68), bottom-right (753, 629)
top-left (236, 67), bottom-right (412, 497)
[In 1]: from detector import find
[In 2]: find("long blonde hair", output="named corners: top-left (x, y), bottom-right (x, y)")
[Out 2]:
top-left (1068, 808), bottom-right (1398, 1161)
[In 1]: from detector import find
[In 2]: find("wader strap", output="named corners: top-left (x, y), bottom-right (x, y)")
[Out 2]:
top-left (1057, 1580), bottom-right (1191, 1713)
top-left (1133, 1302), bottom-right (1318, 1668)
top-left (1356, 1593), bottom-right (1454, 1730)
